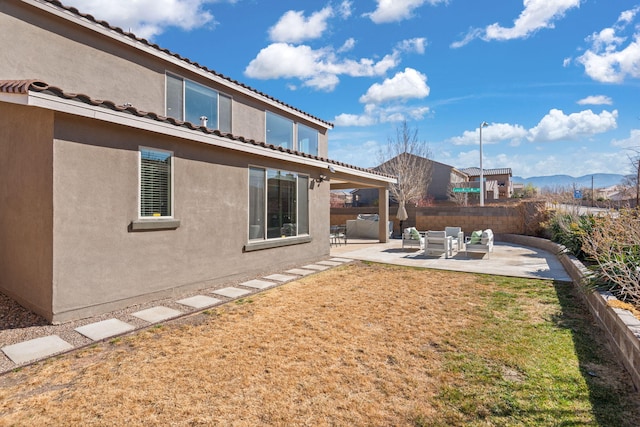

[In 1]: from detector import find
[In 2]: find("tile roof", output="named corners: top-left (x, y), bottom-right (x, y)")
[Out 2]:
top-left (0, 79), bottom-right (392, 179)
top-left (460, 167), bottom-right (513, 177)
top-left (37, 0), bottom-right (333, 129)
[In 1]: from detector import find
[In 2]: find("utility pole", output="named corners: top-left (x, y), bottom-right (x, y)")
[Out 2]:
top-left (591, 175), bottom-right (594, 208)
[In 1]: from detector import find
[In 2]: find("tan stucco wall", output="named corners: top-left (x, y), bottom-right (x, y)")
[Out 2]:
top-left (0, 103), bottom-right (54, 319)
top-left (50, 114), bottom-right (329, 321)
top-left (0, 1), bottom-right (164, 113)
top-left (1, 0), bottom-right (330, 158)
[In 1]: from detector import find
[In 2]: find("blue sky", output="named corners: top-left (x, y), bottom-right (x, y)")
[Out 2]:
top-left (64, 0), bottom-right (640, 179)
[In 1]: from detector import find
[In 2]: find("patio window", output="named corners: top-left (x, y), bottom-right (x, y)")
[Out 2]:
top-left (249, 167), bottom-right (309, 240)
top-left (139, 148), bottom-right (173, 218)
top-left (166, 74), bottom-right (231, 132)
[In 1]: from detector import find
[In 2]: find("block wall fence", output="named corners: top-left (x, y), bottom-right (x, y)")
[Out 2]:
top-left (331, 201), bottom-right (547, 237)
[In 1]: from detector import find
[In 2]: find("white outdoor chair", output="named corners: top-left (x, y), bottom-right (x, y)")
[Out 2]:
top-left (445, 226), bottom-right (464, 253)
top-left (424, 230), bottom-right (454, 258)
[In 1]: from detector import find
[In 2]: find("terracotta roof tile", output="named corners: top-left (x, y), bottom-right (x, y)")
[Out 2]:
top-left (39, 0), bottom-right (333, 129)
top-left (0, 79), bottom-right (392, 180)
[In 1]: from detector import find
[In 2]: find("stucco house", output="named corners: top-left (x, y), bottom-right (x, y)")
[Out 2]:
top-left (352, 155), bottom-right (468, 206)
top-left (0, 0), bottom-right (394, 323)
top-left (460, 167), bottom-right (513, 200)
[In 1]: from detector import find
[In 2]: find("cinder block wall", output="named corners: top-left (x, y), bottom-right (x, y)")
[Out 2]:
top-left (331, 201), bottom-right (546, 237)
top-left (414, 206), bottom-right (525, 235)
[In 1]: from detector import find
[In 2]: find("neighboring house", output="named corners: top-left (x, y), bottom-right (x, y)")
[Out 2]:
top-left (0, 0), bottom-right (395, 322)
top-left (459, 167), bottom-right (513, 200)
top-left (353, 156), bottom-right (467, 206)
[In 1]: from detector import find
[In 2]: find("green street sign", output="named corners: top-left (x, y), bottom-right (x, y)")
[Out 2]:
top-left (453, 187), bottom-right (480, 193)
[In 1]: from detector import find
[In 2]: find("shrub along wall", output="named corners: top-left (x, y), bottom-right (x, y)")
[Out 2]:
top-left (331, 201), bottom-right (546, 237)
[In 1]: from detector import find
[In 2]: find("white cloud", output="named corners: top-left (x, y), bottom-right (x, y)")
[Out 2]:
top-left (397, 38), bottom-right (428, 54)
top-left (268, 7), bottom-right (334, 43)
top-left (338, 1), bottom-right (353, 19)
top-left (611, 129), bottom-right (640, 148)
top-left (359, 68), bottom-right (429, 104)
top-left (528, 109), bottom-right (618, 142)
top-left (447, 109), bottom-right (618, 146)
top-left (366, 0), bottom-right (448, 24)
top-left (448, 123), bottom-right (528, 146)
top-left (452, 0), bottom-right (580, 48)
top-left (576, 6), bottom-right (640, 83)
top-left (334, 113), bottom-right (378, 127)
top-left (334, 105), bottom-right (430, 127)
top-left (244, 43), bottom-right (400, 90)
top-left (576, 95), bottom-right (613, 105)
top-left (338, 38), bottom-right (356, 53)
top-left (61, 0), bottom-right (221, 39)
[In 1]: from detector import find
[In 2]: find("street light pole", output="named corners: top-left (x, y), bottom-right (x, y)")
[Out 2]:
top-left (479, 121), bottom-right (488, 207)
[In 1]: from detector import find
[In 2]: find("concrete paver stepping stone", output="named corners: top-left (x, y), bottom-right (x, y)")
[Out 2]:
top-left (131, 306), bottom-right (183, 323)
top-left (286, 268), bottom-right (316, 276)
top-left (241, 279), bottom-right (275, 289)
top-left (75, 318), bottom-right (135, 341)
top-left (330, 257), bottom-right (352, 263)
top-left (212, 287), bottom-right (251, 299)
top-left (302, 264), bottom-right (330, 271)
top-left (2, 335), bottom-right (74, 364)
top-left (316, 260), bottom-right (342, 266)
top-left (176, 295), bottom-right (222, 309)
top-left (263, 274), bottom-right (297, 282)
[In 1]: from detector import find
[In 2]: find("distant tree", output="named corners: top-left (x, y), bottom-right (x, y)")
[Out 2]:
top-left (376, 121), bottom-right (433, 208)
top-left (448, 183), bottom-right (467, 206)
top-left (522, 183), bottom-right (538, 198)
top-left (623, 149), bottom-right (640, 206)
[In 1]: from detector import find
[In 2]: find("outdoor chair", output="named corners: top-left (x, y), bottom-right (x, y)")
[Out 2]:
top-left (424, 230), bottom-right (454, 259)
top-left (445, 226), bottom-right (464, 252)
top-left (330, 225), bottom-right (347, 246)
top-left (465, 229), bottom-right (494, 258)
top-left (402, 227), bottom-right (424, 250)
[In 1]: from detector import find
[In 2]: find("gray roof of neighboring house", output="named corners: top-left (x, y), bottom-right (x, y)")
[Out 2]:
top-left (0, 79), bottom-right (394, 179)
top-left (460, 167), bottom-right (512, 177)
top-left (34, 0), bottom-right (334, 129)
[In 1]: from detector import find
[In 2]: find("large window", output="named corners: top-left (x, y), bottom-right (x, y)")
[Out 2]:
top-left (266, 112), bottom-right (293, 150)
top-left (166, 74), bottom-right (231, 132)
top-left (266, 112), bottom-right (319, 155)
top-left (297, 123), bottom-right (318, 156)
top-left (139, 148), bottom-right (173, 218)
top-left (249, 167), bottom-right (309, 240)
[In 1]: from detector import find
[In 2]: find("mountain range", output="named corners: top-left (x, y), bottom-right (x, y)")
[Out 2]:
top-left (513, 173), bottom-right (627, 189)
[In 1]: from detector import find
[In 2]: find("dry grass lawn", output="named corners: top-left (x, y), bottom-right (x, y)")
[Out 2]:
top-left (1, 262), bottom-right (639, 426)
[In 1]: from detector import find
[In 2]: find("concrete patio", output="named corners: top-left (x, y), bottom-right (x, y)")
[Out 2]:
top-left (331, 238), bottom-right (571, 282)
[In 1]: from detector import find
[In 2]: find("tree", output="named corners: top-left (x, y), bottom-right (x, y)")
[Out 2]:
top-left (376, 121), bottom-right (433, 208)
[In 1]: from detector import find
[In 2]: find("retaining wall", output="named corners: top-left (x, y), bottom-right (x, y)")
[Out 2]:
top-left (500, 234), bottom-right (640, 391)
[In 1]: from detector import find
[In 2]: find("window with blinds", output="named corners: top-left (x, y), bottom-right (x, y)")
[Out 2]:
top-left (140, 148), bottom-right (172, 217)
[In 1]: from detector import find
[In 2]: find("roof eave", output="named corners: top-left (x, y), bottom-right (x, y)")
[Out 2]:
top-left (2, 90), bottom-right (391, 184)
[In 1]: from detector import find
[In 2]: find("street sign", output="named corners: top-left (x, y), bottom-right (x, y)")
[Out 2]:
top-left (574, 190), bottom-right (582, 199)
top-left (453, 187), bottom-right (480, 193)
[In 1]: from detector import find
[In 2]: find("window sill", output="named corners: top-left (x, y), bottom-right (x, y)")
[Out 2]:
top-left (129, 218), bottom-right (181, 231)
top-left (244, 235), bottom-right (312, 252)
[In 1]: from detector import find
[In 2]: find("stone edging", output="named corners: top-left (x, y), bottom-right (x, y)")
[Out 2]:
top-left (499, 234), bottom-right (640, 391)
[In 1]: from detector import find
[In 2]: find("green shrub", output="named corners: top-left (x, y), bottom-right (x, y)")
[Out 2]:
top-left (544, 211), bottom-right (595, 259)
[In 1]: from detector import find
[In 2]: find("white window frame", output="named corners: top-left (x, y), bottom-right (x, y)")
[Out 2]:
top-left (138, 146), bottom-right (175, 219)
